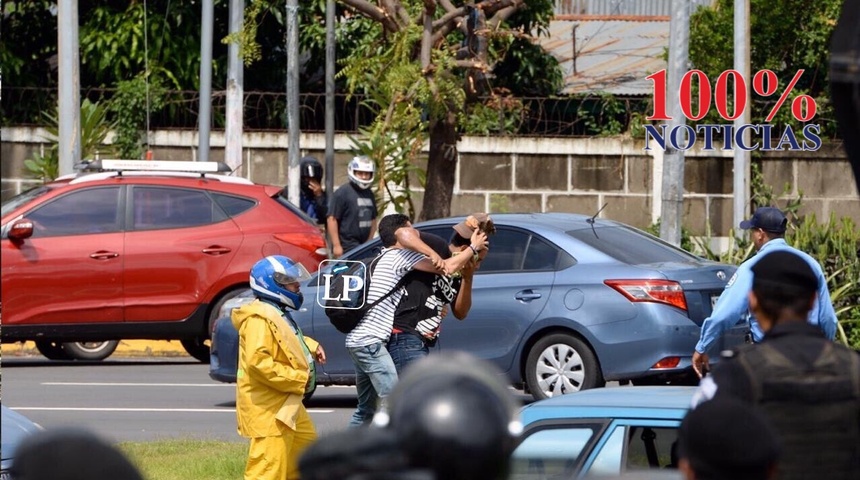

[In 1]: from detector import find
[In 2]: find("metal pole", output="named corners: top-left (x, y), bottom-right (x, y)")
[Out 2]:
top-left (286, 0), bottom-right (301, 207)
top-left (197, 0), bottom-right (214, 162)
top-left (659, 0), bottom-right (690, 247)
top-left (225, 0), bottom-right (244, 174)
top-left (58, 0), bottom-right (80, 175)
top-left (733, 0), bottom-right (751, 238)
top-left (325, 0), bottom-right (336, 207)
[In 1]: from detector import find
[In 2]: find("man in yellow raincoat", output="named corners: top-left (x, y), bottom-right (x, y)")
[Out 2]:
top-left (233, 255), bottom-right (326, 480)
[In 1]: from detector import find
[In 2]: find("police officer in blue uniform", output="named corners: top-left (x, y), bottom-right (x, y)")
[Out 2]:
top-left (691, 250), bottom-right (860, 480)
top-left (691, 206), bottom-right (838, 377)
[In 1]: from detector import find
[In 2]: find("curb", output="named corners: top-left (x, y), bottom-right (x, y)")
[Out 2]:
top-left (1, 340), bottom-right (191, 359)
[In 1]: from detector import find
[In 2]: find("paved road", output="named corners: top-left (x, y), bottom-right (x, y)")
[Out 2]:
top-left (1, 356), bottom-right (358, 443)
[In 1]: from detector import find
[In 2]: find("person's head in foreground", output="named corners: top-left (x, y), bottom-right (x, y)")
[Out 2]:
top-left (678, 397), bottom-right (781, 480)
top-left (11, 427), bottom-right (144, 480)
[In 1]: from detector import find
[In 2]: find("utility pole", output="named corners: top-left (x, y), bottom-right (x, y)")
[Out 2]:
top-left (225, 0), bottom-right (244, 174)
top-left (659, 0), bottom-right (690, 247)
top-left (198, 0), bottom-right (214, 162)
top-left (733, 0), bottom-right (751, 237)
top-left (57, 0), bottom-right (80, 175)
top-left (286, 0), bottom-right (300, 207)
top-left (325, 0), bottom-right (336, 207)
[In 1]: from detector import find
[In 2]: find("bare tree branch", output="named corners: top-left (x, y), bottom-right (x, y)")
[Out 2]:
top-left (454, 59), bottom-right (490, 70)
top-left (438, 0), bottom-right (459, 15)
top-left (381, 0), bottom-right (412, 27)
top-left (487, 4), bottom-right (520, 29)
top-left (479, 0), bottom-right (522, 17)
top-left (436, 0), bottom-right (468, 35)
top-left (340, 0), bottom-right (402, 32)
top-left (421, 10), bottom-right (434, 73)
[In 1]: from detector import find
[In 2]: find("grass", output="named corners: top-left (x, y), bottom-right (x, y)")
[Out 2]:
top-left (120, 439), bottom-right (247, 480)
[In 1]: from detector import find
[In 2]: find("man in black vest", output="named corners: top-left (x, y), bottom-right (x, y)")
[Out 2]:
top-left (691, 250), bottom-right (860, 480)
top-left (387, 214), bottom-right (493, 375)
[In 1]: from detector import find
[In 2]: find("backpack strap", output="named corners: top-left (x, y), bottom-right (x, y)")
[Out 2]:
top-left (364, 251), bottom-right (412, 310)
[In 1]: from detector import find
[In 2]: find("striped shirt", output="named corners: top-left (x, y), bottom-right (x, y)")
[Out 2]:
top-left (345, 248), bottom-right (426, 348)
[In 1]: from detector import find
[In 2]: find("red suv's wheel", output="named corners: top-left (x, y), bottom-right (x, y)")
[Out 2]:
top-left (35, 340), bottom-right (73, 360)
top-left (181, 338), bottom-right (210, 363)
top-left (62, 341), bottom-right (119, 361)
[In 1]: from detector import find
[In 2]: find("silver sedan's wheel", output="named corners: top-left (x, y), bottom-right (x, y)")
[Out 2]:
top-left (62, 341), bottom-right (118, 361)
top-left (525, 334), bottom-right (603, 401)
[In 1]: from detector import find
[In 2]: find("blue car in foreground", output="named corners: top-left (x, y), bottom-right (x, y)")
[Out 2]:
top-left (2, 405), bottom-right (43, 479)
top-left (211, 213), bottom-right (742, 400)
top-left (510, 386), bottom-right (693, 479)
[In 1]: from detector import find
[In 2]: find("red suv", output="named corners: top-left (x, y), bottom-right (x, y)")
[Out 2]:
top-left (1, 160), bottom-right (327, 362)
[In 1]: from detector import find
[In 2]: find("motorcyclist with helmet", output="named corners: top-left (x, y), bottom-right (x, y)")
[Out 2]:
top-left (326, 155), bottom-right (378, 258)
top-left (299, 156), bottom-right (329, 224)
top-left (232, 255), bottom-right (326, 480)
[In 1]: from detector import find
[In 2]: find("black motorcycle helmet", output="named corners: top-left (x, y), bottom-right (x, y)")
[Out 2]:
top-left (300, 156), bottom-right (323, 181)
top-left (382, 352), bottom-right (522, 480)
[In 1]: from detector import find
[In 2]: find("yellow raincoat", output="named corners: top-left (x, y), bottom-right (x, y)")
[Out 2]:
top-left (232, 299), bottom-right (320, 480)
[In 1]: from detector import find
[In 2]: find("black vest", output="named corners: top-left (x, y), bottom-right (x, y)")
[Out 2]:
top-left (735, 342), bottom-right (860, 480)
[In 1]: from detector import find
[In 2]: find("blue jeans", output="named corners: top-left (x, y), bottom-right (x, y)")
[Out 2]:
top-left (387, 332), bottom-right (429, 375)
top-left (347, 342), bottom-right (398, 427)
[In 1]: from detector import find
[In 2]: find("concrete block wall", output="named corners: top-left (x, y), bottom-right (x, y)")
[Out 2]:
top-left (2, 128), bottom-right (858, 236)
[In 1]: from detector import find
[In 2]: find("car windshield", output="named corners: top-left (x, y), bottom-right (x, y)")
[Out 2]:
top-left (567, 225), bottom-right (700, 265)
top-left (1, 185), bottom-right (52, 218)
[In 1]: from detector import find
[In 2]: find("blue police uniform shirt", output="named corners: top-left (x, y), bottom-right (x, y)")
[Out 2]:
top-left (695, 238), bottom-right (838, 354)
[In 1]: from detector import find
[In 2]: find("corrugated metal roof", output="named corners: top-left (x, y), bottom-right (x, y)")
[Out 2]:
top-left (555, 0), bottom-right (713, 16)
top-left (536, 19), bottom-right (670, 95)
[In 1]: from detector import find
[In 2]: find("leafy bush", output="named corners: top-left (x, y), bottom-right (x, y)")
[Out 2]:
top-left (787, 214), bottom-right (860, 346)
top-left (24, 99), bottom-right (115, 182)
top-left (109, 72), bottom-right (167, 159)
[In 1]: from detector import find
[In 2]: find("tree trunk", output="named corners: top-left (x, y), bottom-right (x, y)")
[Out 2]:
top-left (419, 110), bottom-right (459, 221)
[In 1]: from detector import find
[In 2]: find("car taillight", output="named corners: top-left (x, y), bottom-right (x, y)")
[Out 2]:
top-left (604, 279), bottom-right (688, 312)
top-left (651, 357), bottom-right (681, 369)
top-left (274, 232), bottom-right (327, 256)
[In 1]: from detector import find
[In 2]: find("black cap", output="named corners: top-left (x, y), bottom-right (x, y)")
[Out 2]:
top-left (739, 207), bottom-right (787, 233)
top-left (678, 398), bottom-right (781, 480)
top-left (751, 250), bottom-right (819, 294)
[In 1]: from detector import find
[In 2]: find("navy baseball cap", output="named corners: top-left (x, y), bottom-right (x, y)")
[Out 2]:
top-left (739, 207), bottom-right (787, 233)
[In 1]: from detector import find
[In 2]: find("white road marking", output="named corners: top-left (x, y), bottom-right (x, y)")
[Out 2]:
top-left (12, 407), bottom-right (334, 413)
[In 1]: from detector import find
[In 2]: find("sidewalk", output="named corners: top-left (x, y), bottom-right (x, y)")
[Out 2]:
top-left (1, 340), bottom-right (191, 358)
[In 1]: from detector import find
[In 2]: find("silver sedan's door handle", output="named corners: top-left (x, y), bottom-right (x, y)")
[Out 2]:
top-left (515, 290), bottom-right (542, 301)
top-left (90, 251), bottom-right (119, 260)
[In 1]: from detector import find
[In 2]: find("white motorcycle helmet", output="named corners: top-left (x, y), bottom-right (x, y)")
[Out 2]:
top-left (347, 155), bottom-right (376, 190)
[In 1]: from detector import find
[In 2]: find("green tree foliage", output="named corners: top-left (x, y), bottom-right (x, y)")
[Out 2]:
top-left (80, 1), bottom-right (229, 89)
top-left (1, 1), bottom-right (58, 86)
top-left (229, 0), bottom-right (562, 219)
top-left (109, 73), bottom-right (167, 159)
top-left (688, 0), bottom-right (843, 135)
top-left (334, 0), bottom-right (562, 220)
